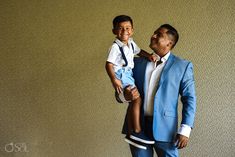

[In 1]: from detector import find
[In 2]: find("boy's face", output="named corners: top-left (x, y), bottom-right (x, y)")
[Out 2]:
top-left (113, 21), bottom-right (133, 44)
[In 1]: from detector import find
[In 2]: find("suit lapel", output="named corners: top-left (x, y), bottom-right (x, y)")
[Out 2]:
top-left (158, 53), bottom-right (175, 86)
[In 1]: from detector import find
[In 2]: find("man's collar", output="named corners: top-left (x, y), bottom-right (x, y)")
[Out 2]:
top-left (153, 51), bottom-right (171, 63)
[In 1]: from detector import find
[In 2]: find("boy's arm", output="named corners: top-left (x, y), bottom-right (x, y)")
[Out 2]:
top-left (138, 49), bottom-right (156, 62)
top-left (105, 61), bottom-right (122, 94)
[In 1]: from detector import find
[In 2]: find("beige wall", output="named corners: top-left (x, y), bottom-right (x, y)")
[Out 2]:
top-left (0, 0), bottom-right (233, 156)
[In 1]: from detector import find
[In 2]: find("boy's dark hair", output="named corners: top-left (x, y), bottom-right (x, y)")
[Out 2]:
top-left (112, 15), bottom-right (133, 29)
top-left (160, 24), bottom-right (179, 49)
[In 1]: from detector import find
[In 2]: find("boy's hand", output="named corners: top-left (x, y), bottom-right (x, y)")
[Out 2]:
top-left (112, 78), bottom-right (123, 94)
top-left (148, 54), bottom-right (157, 62)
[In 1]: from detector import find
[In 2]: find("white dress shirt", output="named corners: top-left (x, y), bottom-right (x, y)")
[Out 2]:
top-left (143, 52), bottom-right (191, 138)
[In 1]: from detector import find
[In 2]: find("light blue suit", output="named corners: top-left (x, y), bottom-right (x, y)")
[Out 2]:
top-left (122, 53), bottom-right (196, 156)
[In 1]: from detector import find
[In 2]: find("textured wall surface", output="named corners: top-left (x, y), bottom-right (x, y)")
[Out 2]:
top-left (0, 0), bottom-right (234, 156)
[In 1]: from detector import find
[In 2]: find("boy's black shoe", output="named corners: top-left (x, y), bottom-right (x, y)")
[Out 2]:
top-left (130, 132), bottom-right (155, 144)
top-left (124, 135), bottom-right (147, 150)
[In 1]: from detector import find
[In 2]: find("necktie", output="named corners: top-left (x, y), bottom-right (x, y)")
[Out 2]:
top-left (155, 58), bottom-right (162, 67)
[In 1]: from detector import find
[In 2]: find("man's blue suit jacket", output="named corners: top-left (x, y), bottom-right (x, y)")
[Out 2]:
top-left (122, 53), bottom-right (197, 142)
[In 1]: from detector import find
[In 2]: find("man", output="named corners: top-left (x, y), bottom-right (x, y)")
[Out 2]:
top-left (122, 24), bottom-right (197, 157)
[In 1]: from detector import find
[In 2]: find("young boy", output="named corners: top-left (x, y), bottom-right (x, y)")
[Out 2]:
top-left (105, 15), bottom-right (156, 149)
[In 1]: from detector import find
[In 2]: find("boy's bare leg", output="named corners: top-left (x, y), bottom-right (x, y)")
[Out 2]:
top-left (131, 96), bottom-right (142, 133)
top-left (127, 104), bottom-right (133, 136)
top-left (124, 86), bottom-right (142, 135)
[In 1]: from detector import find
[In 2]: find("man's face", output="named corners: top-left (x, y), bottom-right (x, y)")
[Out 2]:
top-left (149, 28), bottom-right (172, 54)
top-left (113, 21), bottom-right (133, 44)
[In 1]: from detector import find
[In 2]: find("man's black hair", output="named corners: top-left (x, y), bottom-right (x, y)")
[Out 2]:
top-left (113, 15), bottom-right (133, 29)
top-left (160, 24), bottom-right (179, 48)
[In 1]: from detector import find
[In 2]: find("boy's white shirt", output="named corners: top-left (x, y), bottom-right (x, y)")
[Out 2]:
top-left (106, 38), bottom-right (141, 72)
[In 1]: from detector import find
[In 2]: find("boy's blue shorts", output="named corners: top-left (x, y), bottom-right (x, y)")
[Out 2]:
top-left (115, 68), bottom-right (135, 89)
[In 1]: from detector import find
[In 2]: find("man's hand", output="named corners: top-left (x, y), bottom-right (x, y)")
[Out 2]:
top-left (123, 86), bottom-right (140, 101)
top-left (175, 134), bottom-right (189, 149)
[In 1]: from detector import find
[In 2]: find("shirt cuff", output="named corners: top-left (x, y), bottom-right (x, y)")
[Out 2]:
top-left (177, 124), bottom-right (192, 138)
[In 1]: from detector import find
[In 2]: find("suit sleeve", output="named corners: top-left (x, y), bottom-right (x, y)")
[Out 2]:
top-left (179, 62), bottom-right (197, 128)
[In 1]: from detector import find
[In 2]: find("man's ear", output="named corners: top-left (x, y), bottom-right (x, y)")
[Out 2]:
top-left (167, 41), bottom-right (173, 49)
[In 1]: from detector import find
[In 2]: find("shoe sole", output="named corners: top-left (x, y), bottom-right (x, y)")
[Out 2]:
top-left (124, 138), bottom-right (147, 150)
top-left (130, 135), bottom-right (155, 144)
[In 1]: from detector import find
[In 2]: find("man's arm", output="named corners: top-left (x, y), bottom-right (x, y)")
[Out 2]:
top-left (180, 62), bottom-right (197, 127)
top-left (176, 62), bottom-right (197, 149)
top-left (138, 49), bottom-right (156, 62)
top-left (105, 61), bottom-right (122, 94)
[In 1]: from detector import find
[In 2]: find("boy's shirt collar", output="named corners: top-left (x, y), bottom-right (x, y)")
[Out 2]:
top-left (115, 38), bottom-right (133, 47)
